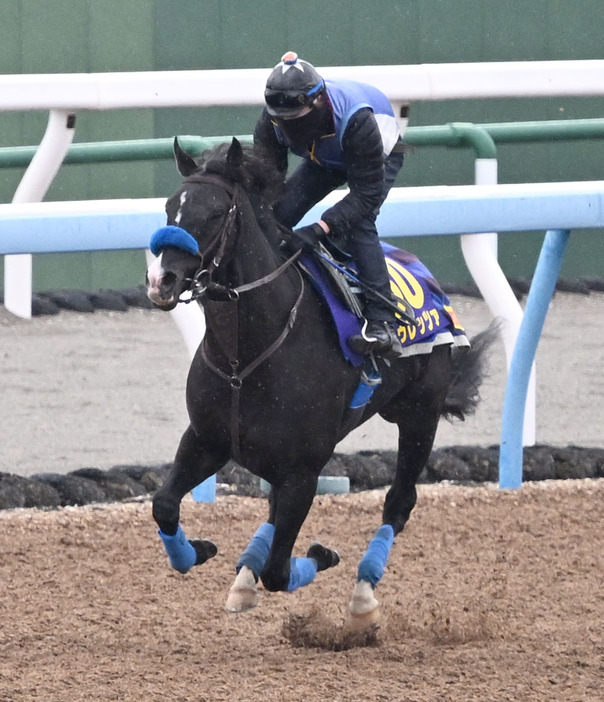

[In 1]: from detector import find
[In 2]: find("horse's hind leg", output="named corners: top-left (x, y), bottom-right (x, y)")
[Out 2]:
top-left (153, 424), bottom-right (228, 574)
top-left (349, 348), bottom-right (451, 630)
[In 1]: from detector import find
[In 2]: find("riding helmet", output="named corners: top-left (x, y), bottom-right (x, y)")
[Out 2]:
top-left (264, 51), bottom-right (325, 118)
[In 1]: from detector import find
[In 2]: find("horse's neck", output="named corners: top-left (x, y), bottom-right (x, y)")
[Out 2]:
top-left (204, 201), bottom-right (302, 355)
top-left (231, 219), bottom-right (281, 286)
top-left (230, 196), bottom-right (285, 284)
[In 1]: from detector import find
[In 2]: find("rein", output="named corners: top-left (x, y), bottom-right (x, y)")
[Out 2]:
top-left (179, 173), bottom-right (300, 303)
top-left (181, 173), bottom-right (240, 299)
top-left (176, 172), bottom-right (304, 464)
top-left (201, 265), bottom-right (305, 464)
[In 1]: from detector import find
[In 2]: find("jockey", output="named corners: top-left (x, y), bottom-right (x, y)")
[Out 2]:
top-left (254, 51), bottom-right (405, 360)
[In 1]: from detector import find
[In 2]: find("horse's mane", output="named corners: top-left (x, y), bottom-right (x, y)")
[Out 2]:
top-left (189, 140), bottom-right (287, 248)
top-left (199, 141), bottom-right (285, 209)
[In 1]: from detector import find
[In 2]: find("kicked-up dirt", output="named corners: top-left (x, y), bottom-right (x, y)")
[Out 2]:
top-left (0, 479), bottom-right (602, 702)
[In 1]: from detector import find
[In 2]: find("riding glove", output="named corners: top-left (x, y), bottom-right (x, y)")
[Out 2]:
top-left (289, 223), bottom-right (325, 253)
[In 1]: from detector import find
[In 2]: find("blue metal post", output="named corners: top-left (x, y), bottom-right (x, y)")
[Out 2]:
top-left (192, 478), bottom-right (216, 502)
top-left (499, 229), bottom-right (571, 489)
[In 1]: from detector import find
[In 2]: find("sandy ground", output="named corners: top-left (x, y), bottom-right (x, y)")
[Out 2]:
top-left (1, 292), bottom-right (603, 478)
top-left (0, 296), bottom-right (603, 700)
top-left (0, 480), bottom-right (602, 701)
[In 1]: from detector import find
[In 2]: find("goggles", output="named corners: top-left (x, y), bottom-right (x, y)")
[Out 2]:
top-left (264, 80), bottom-right (324, 118)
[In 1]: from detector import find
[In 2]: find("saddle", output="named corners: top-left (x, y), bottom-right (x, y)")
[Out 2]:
top-left (298, 241), bottom-right (469, 368)
top-left (311, 241), bottom-right (417, 324)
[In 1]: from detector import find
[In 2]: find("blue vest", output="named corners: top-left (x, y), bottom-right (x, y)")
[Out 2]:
top-left (274, 79), bottom-right (400, 170)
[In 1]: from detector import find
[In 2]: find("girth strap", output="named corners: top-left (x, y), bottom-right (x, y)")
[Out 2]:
top-left (200, 266), bottom-right (305, 465)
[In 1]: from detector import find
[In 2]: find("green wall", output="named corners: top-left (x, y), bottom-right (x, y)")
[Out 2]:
top-left (1, 0), bottom-right (604, 291)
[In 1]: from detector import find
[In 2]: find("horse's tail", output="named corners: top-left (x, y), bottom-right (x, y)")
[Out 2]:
top-left (441, 320), bottom-right (501, 421)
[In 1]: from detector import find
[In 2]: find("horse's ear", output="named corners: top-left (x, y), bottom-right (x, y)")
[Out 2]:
top-left (173, 137), bottom-right (198, 177)
top-left (226, 137), bottom-right (244, 167)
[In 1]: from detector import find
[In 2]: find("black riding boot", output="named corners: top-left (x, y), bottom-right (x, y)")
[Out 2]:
top-left (349, 318), bottom-right (405, 359)
top-left (346, 231), bottom-right (405, 360)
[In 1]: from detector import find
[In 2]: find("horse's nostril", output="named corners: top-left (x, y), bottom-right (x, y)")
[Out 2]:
top-left (161, 271), bottom-right (178, 290)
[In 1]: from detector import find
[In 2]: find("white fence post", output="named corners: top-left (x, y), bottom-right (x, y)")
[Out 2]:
top-left (461, 156), bottom-right (537, 446)
top-left (2, 60), bottom-right (604, 318)
top-left (4, 110), bottom-right (76, 318)
top-left (2, 182), bottom-right (603, 486)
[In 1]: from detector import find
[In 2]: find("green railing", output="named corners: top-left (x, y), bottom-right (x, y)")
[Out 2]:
top-left (2, 118), bottom-right (604, 168)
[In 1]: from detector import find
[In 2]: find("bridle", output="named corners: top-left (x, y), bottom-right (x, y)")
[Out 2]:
top-left (170, 172), bottom-right (305, 464)
top-left (174, 173), bottom-right (299, 303)
top-left (177, 173), bottom-right (246, 302)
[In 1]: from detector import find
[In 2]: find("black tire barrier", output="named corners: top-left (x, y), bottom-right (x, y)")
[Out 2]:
top-left (23, 285), bottom-right (154, 316)
top-left (1, 446), bottom-right (603, 512)
top-left (87, 290), bottom-right (130, 312)
top-left (584, 277), bottom-right (604, 293)
top-left (1, 277), bottom-right (604, 318)
top-left (37, 289), bottom-right (97, 313)
top-left (31, 295), bottom-right (61, 316)
top-left (1, 281), bottom-right (602, 511)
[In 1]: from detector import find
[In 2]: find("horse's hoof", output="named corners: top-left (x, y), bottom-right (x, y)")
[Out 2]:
top-left (190, 539), bottom-right (218, 565)
top-left (225, 566), bottom-right (258, 613)
top-left (306, 543), bottom-right (340, 572)
top-left (347, 579), bottom-right (380, 632)
top-left (225, 587), bottom-right (258, 613)
top-left (345, 606), bottom-right (381, 634)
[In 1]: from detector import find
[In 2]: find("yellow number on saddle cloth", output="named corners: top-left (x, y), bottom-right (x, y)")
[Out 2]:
top-left (386, 256), bottom-right (425, 310)
top-left (384, 253), bottom-right (467, 350)
top-left (386, 257), bottom-right (424, 341)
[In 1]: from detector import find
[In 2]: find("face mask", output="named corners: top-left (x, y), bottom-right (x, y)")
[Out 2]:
top-left (276, 101), bottom-right (330, 149)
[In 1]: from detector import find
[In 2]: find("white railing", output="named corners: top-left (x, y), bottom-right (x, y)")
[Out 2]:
top-left (2, 181), bottom-right (603, 488)
top-left (2, 59), bottom-right (604, 450)
top-left (2, 60), bottom-right (604, 110)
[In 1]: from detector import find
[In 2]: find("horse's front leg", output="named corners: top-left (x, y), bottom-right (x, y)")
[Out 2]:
top-left (153, 424), bottom-right (228, 574)
top-left (226, 475), bottom-right (340, 612)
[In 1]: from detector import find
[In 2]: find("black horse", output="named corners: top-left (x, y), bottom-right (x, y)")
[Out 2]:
top-left (146, 137), bottom-right (494, 629)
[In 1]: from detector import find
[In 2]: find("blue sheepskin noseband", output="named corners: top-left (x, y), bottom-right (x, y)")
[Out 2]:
top-left (149, 225), bottom-right (199, 256)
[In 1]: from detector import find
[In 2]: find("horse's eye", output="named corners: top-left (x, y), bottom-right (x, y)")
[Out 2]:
top-left (209, 209), bottom-right (227, 222)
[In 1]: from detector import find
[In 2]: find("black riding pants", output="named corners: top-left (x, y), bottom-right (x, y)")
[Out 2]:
top-left (274, 151), bottom-right (404, 323)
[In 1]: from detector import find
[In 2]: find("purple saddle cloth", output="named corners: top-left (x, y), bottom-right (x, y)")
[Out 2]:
top-left (300, 242), bottom-right (469, 367)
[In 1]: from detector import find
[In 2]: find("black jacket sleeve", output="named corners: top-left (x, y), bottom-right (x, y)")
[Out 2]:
top-left (320, 107), bottom-right (385, 237)
top-left (253, 108), bottom-right (289, 176)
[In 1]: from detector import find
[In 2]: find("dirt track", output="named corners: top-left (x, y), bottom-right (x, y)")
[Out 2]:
top-left (0, 480), bottom-right (602, 701)
top-left (1, 292), bottom-right (604, 478)
top-left (0, 294), bottom-right (603, 700)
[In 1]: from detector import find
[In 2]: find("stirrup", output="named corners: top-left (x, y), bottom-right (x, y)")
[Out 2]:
top-left (348, 320), bottom-right (403, 358)
top-left (348, 319), bottom-right (379, 355)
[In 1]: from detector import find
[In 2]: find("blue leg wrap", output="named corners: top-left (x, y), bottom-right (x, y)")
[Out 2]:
top-left (236, 522), bottom-right (275, 578)
top-left (287, 557), bottom-right (318, 592)
top-left (357, 524), bottom-right (395, 587)
top-left (158, 525), bottom-right (197, 574)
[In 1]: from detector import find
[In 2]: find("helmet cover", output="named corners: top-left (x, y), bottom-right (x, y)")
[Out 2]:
top-left (264, 51), bottom-right (325, 118)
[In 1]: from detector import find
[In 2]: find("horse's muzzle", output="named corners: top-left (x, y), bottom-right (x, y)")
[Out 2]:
top-left (147, 288), bottom-right (179, 311)
top-left (146, 259), bottom-right (181, 310)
